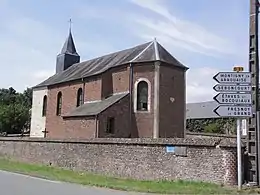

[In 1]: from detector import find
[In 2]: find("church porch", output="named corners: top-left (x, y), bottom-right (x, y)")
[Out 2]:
top-left (62, 92), bottom-right (130, 138)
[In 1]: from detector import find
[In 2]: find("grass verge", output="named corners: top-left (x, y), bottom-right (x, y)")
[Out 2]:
top-left (0, 157), bottom-right (236, 194)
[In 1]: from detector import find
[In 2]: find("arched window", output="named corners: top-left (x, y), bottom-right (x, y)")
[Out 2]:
top-left (76, 88), bottom-right (83, 107)
top-left (137, 81), bottom-right (148, 111)
top-left (56, 92), bottom-right (62, 116)
top-left (42, 95), bottom-right (47, 116)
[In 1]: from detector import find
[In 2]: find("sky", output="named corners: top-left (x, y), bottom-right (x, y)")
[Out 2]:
top-left (0, 0), bottom-right (250, 103)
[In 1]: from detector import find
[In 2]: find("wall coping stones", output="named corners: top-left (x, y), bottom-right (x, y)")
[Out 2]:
top-left (0, 137), bottom-right (242, 148)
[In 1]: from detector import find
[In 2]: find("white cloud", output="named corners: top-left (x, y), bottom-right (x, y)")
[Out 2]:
top-left (186, 67), bottom-right (220, 103)
top-left (32, 70), bottom-right (55, 80)
top-left (129, 0), bottom-right (235, 56)
top-left (0, 3), bottom-right (115, 92)
top-left (0, 0), bottom-right (241, 103)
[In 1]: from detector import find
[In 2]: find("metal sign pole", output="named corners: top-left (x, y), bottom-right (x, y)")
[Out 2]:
top-left (213, 67), bottom-right (253, 189)
top-left (237, 118), bottom-right (242, 190)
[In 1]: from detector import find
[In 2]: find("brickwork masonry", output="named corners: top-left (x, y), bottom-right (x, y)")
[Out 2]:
top-left (0, 137), bottom-right (242, 185)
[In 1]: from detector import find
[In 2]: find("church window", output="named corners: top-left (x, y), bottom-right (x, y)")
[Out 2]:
top-left (76, 88), bottom-right (83, 107)
top-left (42, 95), bottom-right (47, 116)
top-left (56, 92), bottom-right (62, 116)
top-left (137, 81), bottom-right (148, 111)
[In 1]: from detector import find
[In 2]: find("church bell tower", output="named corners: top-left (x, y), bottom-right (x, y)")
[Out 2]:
top-left (56, 23), bottom-right (80, 73)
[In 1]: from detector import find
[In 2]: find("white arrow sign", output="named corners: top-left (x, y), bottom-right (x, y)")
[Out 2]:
top-left (214, 105), bottom-right (252, 117)
top-left (213, 93), bottom-right (252, 105)
top-left (213, 84), bottom-right (252, 93)
top-left (213, 72), bottom-right (251, 84)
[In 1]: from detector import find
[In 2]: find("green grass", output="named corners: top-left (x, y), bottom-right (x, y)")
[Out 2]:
top-left (0, 157), bottom-right (238, 194)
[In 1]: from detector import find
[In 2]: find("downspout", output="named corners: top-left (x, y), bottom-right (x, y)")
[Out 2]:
top-left (82, 78), bottom-right (85, 103)
top-left (153, 38), bottom-right (160, 138)
top-left (183, 71), bottom-right (187, 138)
top-left (95, 115), bottom-right (99, 138)
top-left (129, 63), bottom-right (133, 137)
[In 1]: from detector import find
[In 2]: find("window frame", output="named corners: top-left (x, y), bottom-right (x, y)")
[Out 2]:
top-left (134, 78), bottom-right (151, 113)
top-left (106, 117), bottom-right (115, 134)
top-left (76, 88), bottom-right (83, 107)
top-left (56, 92), bottom-right (62, 116)
top-left (42, 95), bottom-right (47, 117)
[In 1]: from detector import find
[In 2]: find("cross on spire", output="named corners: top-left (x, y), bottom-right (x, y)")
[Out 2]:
top-left (68, 18), bottom-right (72, 32)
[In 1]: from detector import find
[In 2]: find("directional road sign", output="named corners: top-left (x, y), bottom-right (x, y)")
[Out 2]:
top-left (214, 105), bottom-right (252, 117)
top-left (213, 84), bottom-right (252, 93)
top-left (213, 93), bottom-right (252, 105)
top-left (213, 72), bottom-right (251, 84)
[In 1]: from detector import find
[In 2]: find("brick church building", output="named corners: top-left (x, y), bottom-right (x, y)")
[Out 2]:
top-left (30, 29), bottom-right (189, 139)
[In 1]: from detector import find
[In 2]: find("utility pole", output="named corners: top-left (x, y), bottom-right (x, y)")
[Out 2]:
top-left (247, 0), bottom-right (260, 185)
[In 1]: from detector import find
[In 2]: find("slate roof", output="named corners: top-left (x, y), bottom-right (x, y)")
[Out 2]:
top-left (35, 40), bottom-right (188, 88)
top-left (63, 92), bottom-right (129, 117)
top-left (60, 30), bottom-right (79, 56)
top-left (186, 101), bottom-right (219, 119)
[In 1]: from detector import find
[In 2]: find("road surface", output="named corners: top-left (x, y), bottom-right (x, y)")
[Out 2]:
top-left (0, 170), bottom-right (152, 195)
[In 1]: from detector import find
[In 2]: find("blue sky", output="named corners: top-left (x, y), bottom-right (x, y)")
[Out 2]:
top-left (0, 0), bottom-right (250, 102)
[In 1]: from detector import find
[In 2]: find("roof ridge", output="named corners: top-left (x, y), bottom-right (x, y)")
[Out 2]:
top-left (67, 41), bottom-right (153, 68)
top-left (129, 41), bottom-right (154, 62)
top-left (153, 38), bottom-right (160, 60)
top-left (86, 42), bottom-right (150, 63)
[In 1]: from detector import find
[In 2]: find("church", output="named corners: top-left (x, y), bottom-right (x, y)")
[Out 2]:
top-left (30, 29), bottom-right (189, 139)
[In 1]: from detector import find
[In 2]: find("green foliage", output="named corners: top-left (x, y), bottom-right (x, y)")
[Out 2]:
top-left (186, 118), bottom-right (236, 134)
top-left (0, 87), bottom-right (32, 135)
top-left (204, 123), bottom-right (223, 134)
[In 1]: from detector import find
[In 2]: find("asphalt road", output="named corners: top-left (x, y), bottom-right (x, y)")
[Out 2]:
top-left (0, 170), bottom-right (151, 195)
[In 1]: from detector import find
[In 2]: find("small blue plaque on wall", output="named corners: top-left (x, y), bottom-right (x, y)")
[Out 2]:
top-left (166, 146), bottom-right (175, 153)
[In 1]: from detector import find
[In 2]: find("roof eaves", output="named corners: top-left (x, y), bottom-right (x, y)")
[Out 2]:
top-left (62, 92), bottom-right (129, 118)
top-left (98, 92), bottom-right (129, 114)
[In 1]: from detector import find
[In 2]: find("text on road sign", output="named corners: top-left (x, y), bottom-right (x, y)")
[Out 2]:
top-left (214, 85), bottom-right (251, 92)
top-left (215, 93), bottom-right (252, 104)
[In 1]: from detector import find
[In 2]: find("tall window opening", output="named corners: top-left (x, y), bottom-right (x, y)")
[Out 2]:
top-left (42, 95), bottom-right (47, 116)
top-left (137, 81), bottom-right (148, 111)
top-left (56, 92), bottom-right (62, 116)
top-left (106, 117), bottom-right (115, 134)
top-left (76, 88), bottom-right (83, 107)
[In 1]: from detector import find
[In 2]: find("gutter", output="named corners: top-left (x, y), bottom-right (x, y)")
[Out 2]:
top-left (129, 63), bottom-right (133, 137)
top-left (82, 77), bottom-right (85, 102)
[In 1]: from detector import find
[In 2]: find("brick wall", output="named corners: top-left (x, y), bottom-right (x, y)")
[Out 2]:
top-left (0, 137), bottom-right (241, 185)
top-left (159, 64), bottom-right (185, 138)
top-left (84, 77), bottom-right (102, 101)
top-left (46, 82), bottom-right (86, 138)
top-left (132, 64), bottom-right (155, 137)
top-left (98, 94), bottom-right (131, 138)
top-left (111, 65), bottom-right (129, 93)
top-left (43, 62), bottom-right (186, 139)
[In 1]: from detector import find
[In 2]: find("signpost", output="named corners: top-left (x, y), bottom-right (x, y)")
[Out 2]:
top-left (213, 93), bottom-right (252, 105)
top-left (213, 67), bottom-right (253, 190)
top-left (213, 84), bottom-right (252, 93)
top-left (213, 72), bottom-right (251, 84)
top-left (214, 105), bottom-right (252, 117)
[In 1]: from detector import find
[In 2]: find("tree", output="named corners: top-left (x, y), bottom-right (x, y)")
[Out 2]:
top-left (186, 117), bottom-right (236, 134)
top-left (0, 87), bottom-right (32, 135)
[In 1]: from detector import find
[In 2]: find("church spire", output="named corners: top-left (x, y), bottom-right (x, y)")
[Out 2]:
top-left (60, 30), bottom-right (78, 55)
top-left (56, 19), bottom-right (80, 73)
top-left (60, 19), bottom-right (78, 55)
